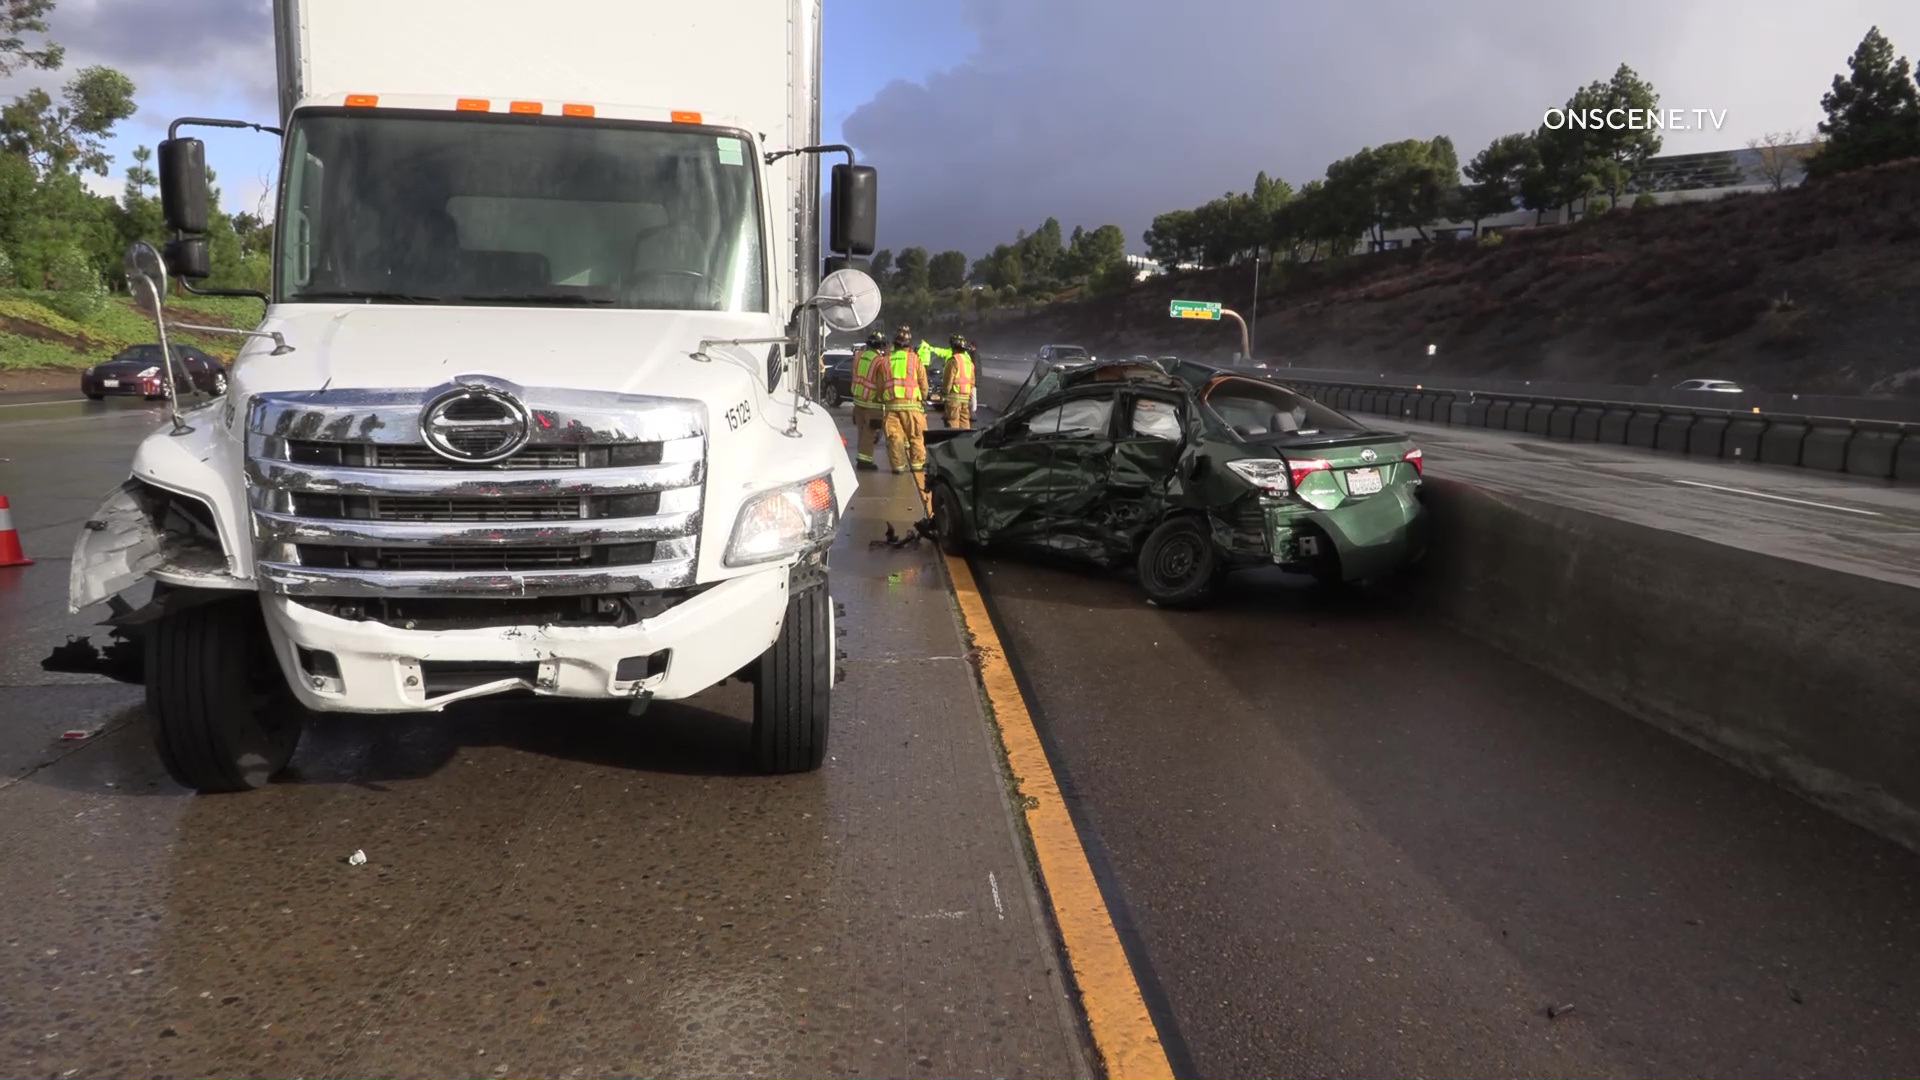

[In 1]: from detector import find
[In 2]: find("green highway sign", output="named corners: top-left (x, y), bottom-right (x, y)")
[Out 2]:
top-left (1169, 299), bottom-right (1222, 320)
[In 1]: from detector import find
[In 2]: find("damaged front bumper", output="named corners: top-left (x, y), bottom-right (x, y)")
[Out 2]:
top-left (69, 479), bottom-right (247, 613)
top-left (260, 565), bottom-right (791, 713)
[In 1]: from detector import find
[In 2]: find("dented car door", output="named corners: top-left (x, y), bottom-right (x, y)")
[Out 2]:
top-left (972, 389), bottom-right (1116, 549)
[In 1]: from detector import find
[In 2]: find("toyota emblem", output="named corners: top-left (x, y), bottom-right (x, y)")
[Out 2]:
top-left (1360, 447), bottom-right (1378, 463)
top-left (420, 384), bottom-right (532, 464)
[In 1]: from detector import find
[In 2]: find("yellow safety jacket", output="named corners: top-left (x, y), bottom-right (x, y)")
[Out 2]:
top-left (851, 348), bottom-right (887, 406)
top-left (882, 348), bottom-right (926, 411)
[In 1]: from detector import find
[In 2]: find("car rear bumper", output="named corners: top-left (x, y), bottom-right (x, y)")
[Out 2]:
top-left (81, 376), bottom-right (163, 397)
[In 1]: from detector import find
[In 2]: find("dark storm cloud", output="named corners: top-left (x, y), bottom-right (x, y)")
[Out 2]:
top-left (843, 0), bottom-right (1920, 255)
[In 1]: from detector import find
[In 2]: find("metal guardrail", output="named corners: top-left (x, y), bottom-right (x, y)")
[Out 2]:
top-left (1284, 378), bottom-right (1920, 484)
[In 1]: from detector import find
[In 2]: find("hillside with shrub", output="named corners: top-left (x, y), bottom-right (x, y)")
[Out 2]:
top-left (948, 157), bottom-right (1920, 396)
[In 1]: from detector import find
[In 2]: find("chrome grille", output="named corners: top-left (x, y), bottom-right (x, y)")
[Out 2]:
top-left (247, 379), bottom-right (707, 599)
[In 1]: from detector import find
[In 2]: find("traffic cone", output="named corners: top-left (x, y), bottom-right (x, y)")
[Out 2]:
top-left (0, 494), bottom-right (31, 567)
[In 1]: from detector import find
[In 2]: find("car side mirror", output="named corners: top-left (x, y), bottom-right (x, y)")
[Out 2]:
top-left (158, 137), bottom-right (210, 235)
top-left (830, 163), bottom-right (877, 256)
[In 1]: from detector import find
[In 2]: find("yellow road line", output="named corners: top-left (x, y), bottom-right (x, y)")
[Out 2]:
top-left (922, 488), bottom-right (1174, 1079)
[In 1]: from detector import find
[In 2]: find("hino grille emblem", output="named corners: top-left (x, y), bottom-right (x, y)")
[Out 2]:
top-left (1360, 448), bottom-right (1378, 463)
top-left (421, 384), bottom-right (533, 464)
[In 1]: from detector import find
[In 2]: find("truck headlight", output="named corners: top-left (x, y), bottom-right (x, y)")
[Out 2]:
top-left (724, 472), bottom-right (837, 566)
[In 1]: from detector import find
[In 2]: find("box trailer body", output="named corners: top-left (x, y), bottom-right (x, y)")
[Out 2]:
top-left (69, 0), bottom-right (876, 791)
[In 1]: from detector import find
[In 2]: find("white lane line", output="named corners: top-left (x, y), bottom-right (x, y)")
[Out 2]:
top-left (1673, 479), bottom-right (1884, 516)
top-left (0, 398), bottom-right (85, 408)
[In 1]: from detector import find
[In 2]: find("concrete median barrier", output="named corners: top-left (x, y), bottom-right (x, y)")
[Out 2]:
top-left (1525, 403), bottom-right (1554, 437)
top-left (1688, 415), bottom-right (1729, 457)
top-left (1655, 412), bottom-right (1694, 454)
top-left (1626, 408), bottom-right (1663, 448)
top-left (1845, 429), bottom-right (1902, 479)
top-left (1465, 398), bottom-right (1492, 427)
top-left (1598, 406), bottom-right (1633, 443)
top-left (1411, 478), bottom-right (1920, 852)
top-left (1802, 423), bottom-right (1853, 472)
top-left (1760, 420), bottom-right (1808, 466)
top-left (1506, 401), bottom-right (1534, 433)
top-left (1725, 417), bottom-right (1767, 462)
top-left (1574, 405), bottom-right (1605, 441)
top-left (1548, 404), bottom-right (1580, 439)
top-left (1486, 400), bottom-right (1511, 429)
top-left (1899, 434), bottom-right (1920, 482)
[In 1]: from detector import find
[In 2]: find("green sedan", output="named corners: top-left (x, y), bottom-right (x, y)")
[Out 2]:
top-left (923, 357), bottom-right (1430, 607)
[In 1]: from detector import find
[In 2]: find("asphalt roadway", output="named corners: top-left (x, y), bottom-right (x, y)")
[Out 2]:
top-left (0, 395), bottom-right (1091, 1078)
top-left (965, 359), bottom-right (1920, 1077)
top-left (6, 375), bottom-right (1920, 1078)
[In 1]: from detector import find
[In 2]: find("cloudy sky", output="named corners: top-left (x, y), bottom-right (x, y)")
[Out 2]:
top-left (6, 0), bottom-right (1918, 256)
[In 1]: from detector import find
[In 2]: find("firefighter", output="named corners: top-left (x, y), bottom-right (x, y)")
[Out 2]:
top-left (850, 331), bottom-right (889, 470)
top-left (919, 333), bottom-right (977, 429)
top-left (879, 323), bottom-right (930, 473)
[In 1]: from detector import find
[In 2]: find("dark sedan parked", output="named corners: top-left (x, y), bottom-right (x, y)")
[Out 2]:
top-left (821, 348), bottom-right (856, 407)
top-left (81, 344), bottom-right (228, 400)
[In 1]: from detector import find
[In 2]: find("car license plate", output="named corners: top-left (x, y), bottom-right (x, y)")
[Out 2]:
top-left (102, 379), bottom-right (119, 388)
top-left (1347, 467), bottom-right (1383, 495)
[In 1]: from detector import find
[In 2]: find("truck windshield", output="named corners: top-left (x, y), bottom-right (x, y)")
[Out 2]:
top-left (277, 109), bottom-right (767, 312)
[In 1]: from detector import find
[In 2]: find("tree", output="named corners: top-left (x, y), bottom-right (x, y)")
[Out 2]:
top-left (2, 65), bottom-right (138, 175)
top-left (891, 245), bottom-right (928, 292)
top-left (1459, 132), bottom-right (1536, 234)
top-left (1808, 26), bottom-right (1920, 178)
top-left (1592, 63), bottom-right (1662, 206)
top-left (0, 0), bottom-right (62, 77)
top-left (1078, 224), bottom-right (1127, 273)
top-left (1017, 216), bottom-right (1064, 284)
top-left (1142, 208), bottom-right (1200, 270)
top-left (981, 243), bottom-right (1023, 290)
top-left (868, 248), bottom-right (893, 283)
top-left (1372, 136), bottom-right (1459, 240)
top-left (1747, 130), bottom-right (1813, 191)
top-left (927, 249), bottom-right (967, 291)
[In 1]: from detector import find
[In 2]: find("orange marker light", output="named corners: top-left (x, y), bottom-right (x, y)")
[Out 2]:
top-left (562, 103), bottom-right (595, 117)
top-left (802, 477), bottom-right (832, 513)
top-left (457, 97), bottom-right (490, 111)
top-left (344, 93), bottom-right (379, 107)
top-left (671, 110), bottom-right (703, 124)
top-left (510, 100), bottom-right (542, 114)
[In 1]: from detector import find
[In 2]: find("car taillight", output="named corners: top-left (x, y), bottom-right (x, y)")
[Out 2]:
top-left (1403, 447), bottom-right (1423, 475)
top-left (1288, 458), bottom-right (1331, 488)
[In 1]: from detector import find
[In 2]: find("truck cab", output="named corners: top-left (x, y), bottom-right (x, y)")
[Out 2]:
top-left (69, 0), bottom-right (880, 792)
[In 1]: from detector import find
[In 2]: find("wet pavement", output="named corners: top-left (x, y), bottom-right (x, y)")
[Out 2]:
top-left (0, 399), bottom-right (1091, 1078)
top-left (960, 361), bottom-right (1920, 1076)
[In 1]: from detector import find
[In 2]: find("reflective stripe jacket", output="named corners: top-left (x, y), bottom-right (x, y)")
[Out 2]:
top-left (882, 347), bottom-right (928, 410)
top-left (852, 348), bottom-right (887, 405)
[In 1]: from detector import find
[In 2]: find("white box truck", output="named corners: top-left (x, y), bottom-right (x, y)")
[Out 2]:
top-left (68, 0), bottom-right (882, 792)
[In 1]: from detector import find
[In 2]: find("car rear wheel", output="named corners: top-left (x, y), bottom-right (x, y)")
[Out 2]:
top-left (750, 575), bottom-right (831, 774)
top-left (1137, 517), bottom-right (1218, 608)
top-left (931, 482), bottom-right (969, 556)
top-left (146, 595), bottom-right (305, 793)
top-left (822, 382), bottom-right (841, 408)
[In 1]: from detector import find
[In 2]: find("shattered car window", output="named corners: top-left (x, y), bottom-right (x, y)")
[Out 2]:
top-left (1130, 399), bottom-right (1183, 442)
top-left (1024, 397), bottom-right (1113, 438)
top-left (1203, 378), bottom-right (1363, 439)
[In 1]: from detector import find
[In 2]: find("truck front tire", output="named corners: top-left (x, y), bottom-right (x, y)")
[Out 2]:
top-left (751, 578), bottom-right (831, 774)
top-left (146, 596), bottom-right (305, 793)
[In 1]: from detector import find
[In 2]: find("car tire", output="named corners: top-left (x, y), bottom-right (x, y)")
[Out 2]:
top-left (822, 382), bottom-right (841, 408)
top-left (146, 596), bottom-right (305, 794)
top-left (750, 575), bottom-right (831, 774)
top-left (1136, 517), bottom-right (1218, 609)
top-left (84, 391), bottom-right (103, 400)
top-left (212, 372), bottom-right (228, 396)
top-left (931, 482), bottom-right (969, 557)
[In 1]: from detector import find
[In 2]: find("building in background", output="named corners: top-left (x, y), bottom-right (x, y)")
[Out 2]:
top-left (1364, 142), bottom-right (1817, 252)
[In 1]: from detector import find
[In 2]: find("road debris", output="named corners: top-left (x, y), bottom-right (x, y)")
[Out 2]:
top-left (346, 849), bottom-right (368, 867)
top-left (1547, 1003), bottom-right (1575, 1020)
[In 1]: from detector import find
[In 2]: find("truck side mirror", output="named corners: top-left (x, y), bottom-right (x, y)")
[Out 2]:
top-left (158, 138), bottom-right (210, 235)
top-left (823, 255), bottom-right (870, 277)
top-left (830, 164), bottom-right (876, 256)
top-left (165, 237), bottom-right (212, 281)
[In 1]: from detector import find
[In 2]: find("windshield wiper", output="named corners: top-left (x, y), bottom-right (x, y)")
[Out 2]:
top-left (452, 293), bottom-right (616, 307)
top-left (295, 289), bottom-right (442, 304)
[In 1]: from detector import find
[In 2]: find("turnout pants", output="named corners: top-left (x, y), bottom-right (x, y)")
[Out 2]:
top-left (883, 408), bottom-right (927, 471)
top-left (944, 400), bottom-right (972, 430)
top-left (853, 405), bottom-right (883, 462)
